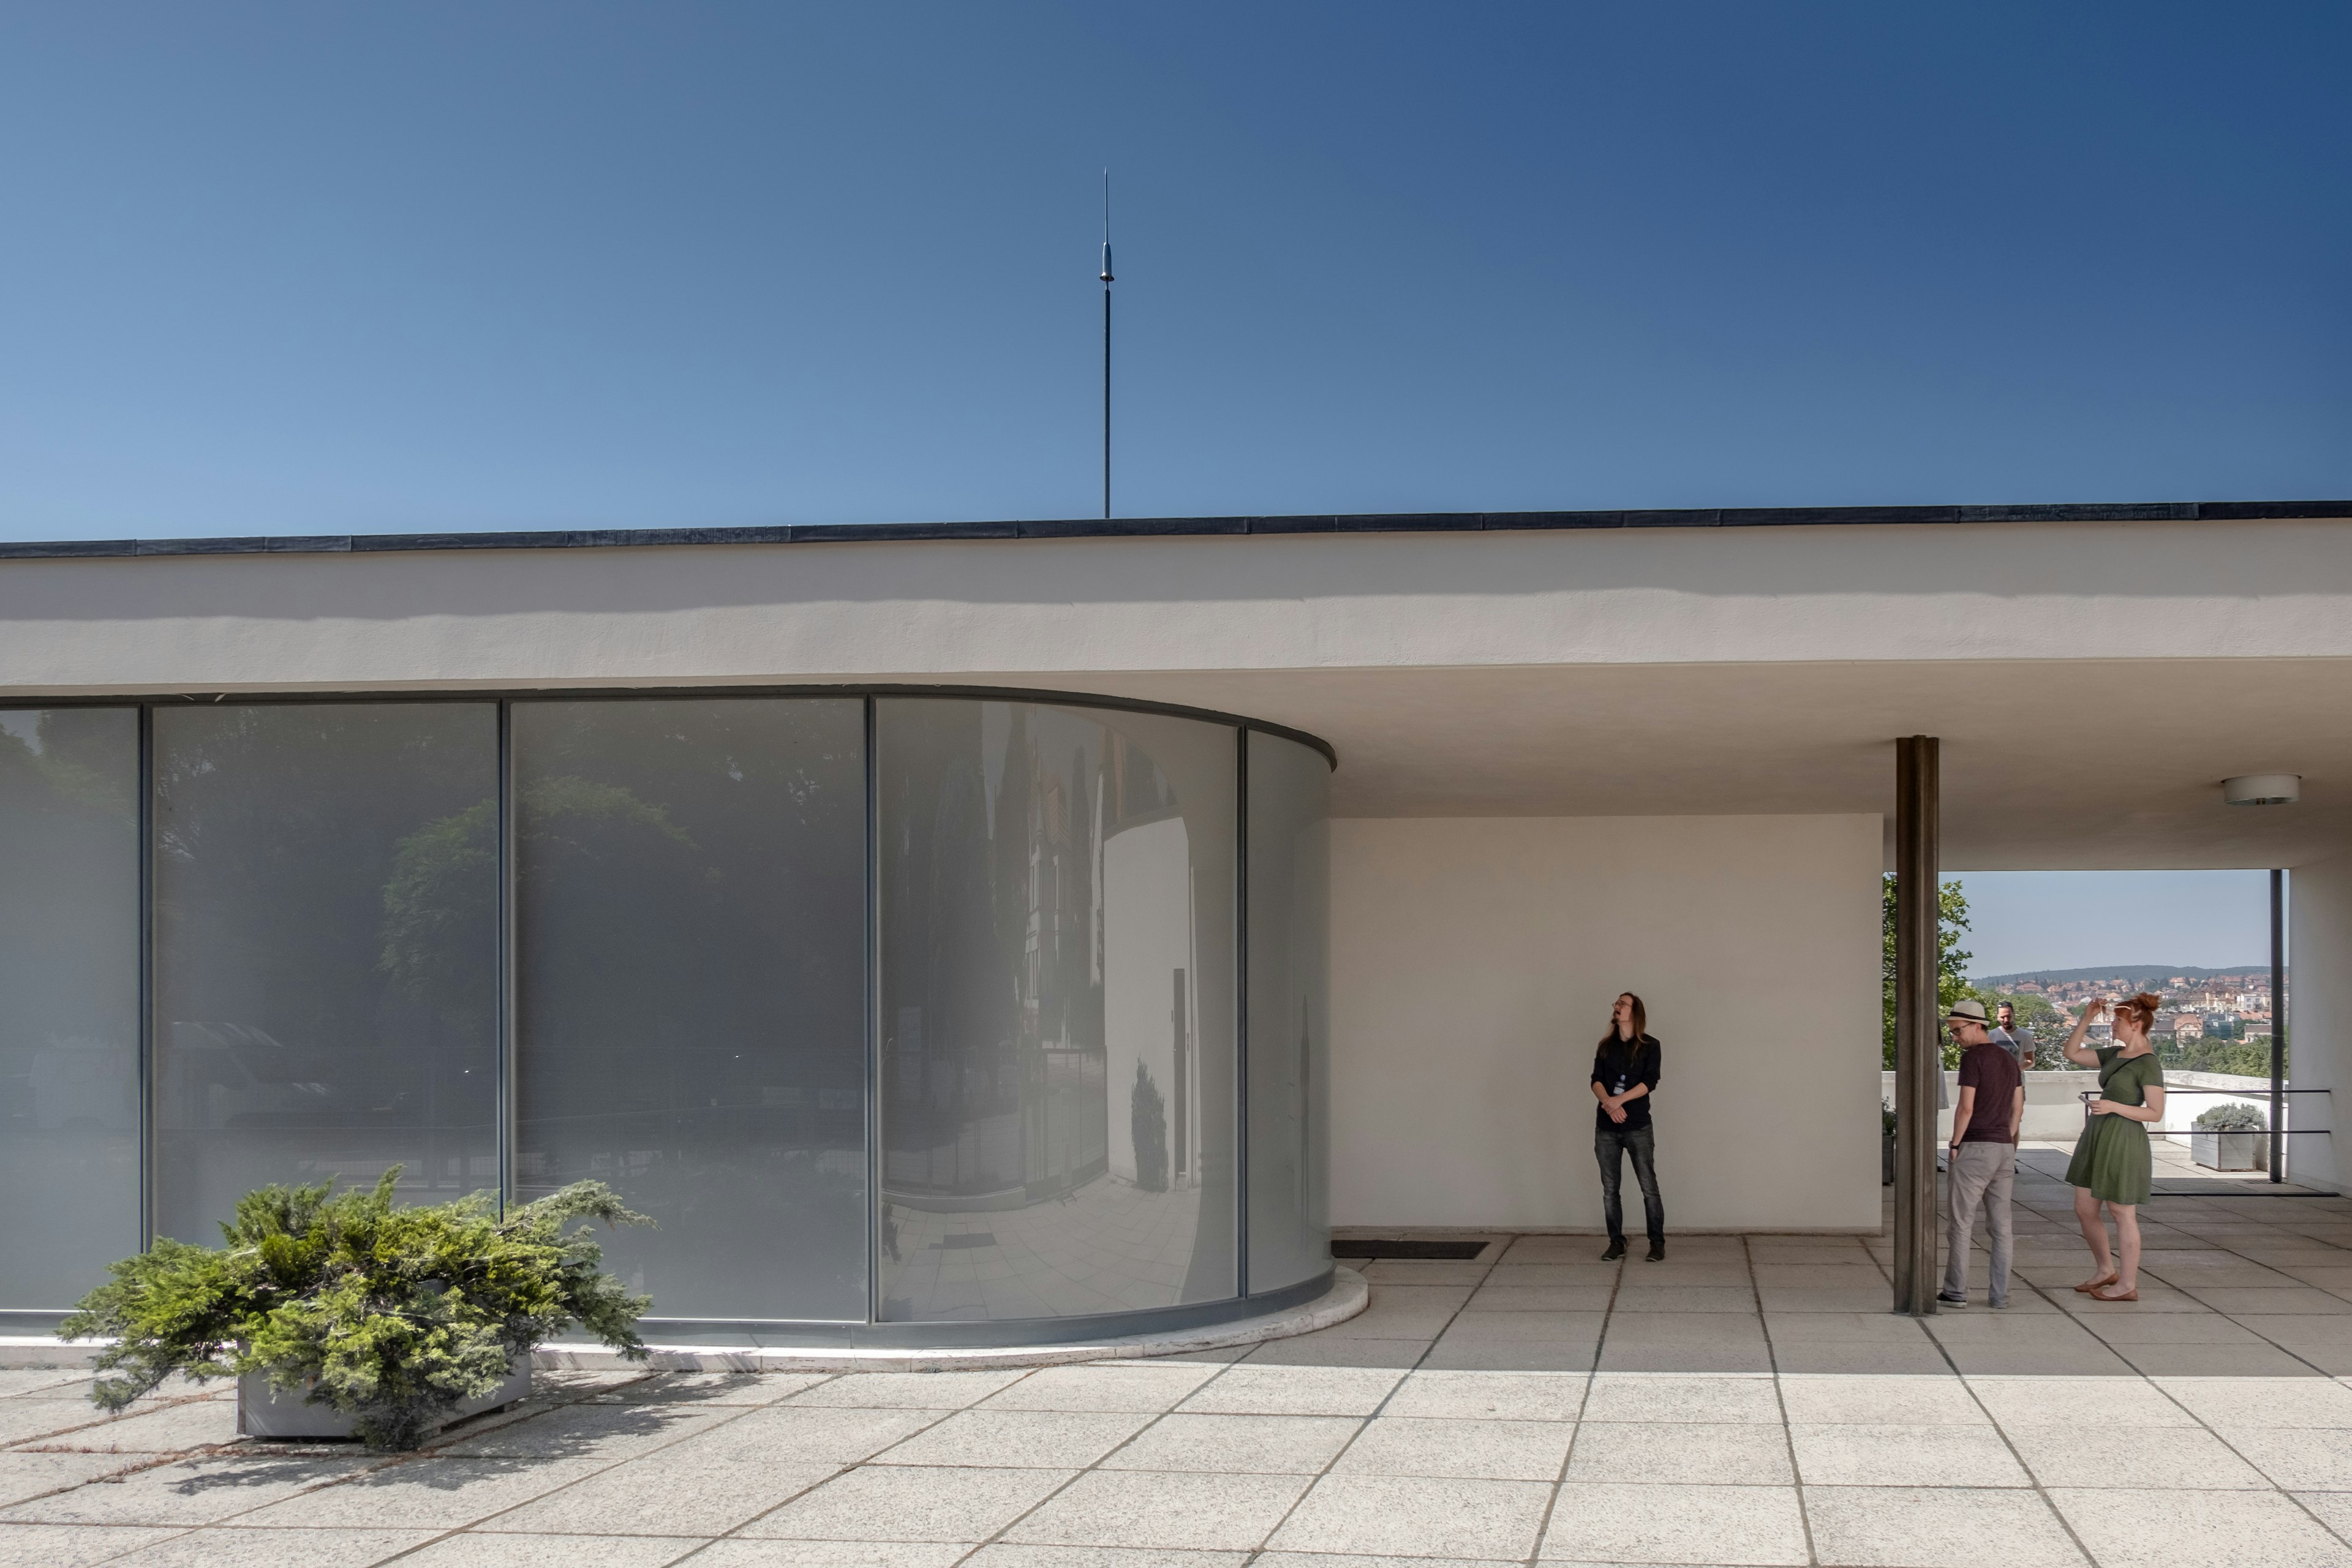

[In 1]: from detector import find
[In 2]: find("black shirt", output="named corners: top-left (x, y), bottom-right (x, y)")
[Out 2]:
top-left (1592, 1034), bottom-right (1662, 1131)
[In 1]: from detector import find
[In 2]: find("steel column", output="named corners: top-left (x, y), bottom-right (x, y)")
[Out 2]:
top-left (1892, 736), bottom-right (1941, 1316)
top-left (2272, 869), bottom-right (2286, 1184)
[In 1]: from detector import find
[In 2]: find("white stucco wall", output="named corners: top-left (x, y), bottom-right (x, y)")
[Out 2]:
top-left (2290, 853), bottom-right (2352, 1194)
top-left (1328, 813), bottom-right (1883, 1233)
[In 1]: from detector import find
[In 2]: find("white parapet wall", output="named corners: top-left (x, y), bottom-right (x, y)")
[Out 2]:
top-left (1887, 1069), bottom-right (2282, 1147)
top-left (1328, 813), bottom-right (1883, 1234)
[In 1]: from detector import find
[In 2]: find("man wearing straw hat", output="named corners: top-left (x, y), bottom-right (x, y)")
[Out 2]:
top-left (1939, 998), bottom-right (2024, 1308)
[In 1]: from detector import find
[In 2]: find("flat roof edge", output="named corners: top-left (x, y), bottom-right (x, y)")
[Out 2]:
top-left (2, 500), bottom-right (2346, 562)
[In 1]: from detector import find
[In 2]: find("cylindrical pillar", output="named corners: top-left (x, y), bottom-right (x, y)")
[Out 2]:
top-left (1893, 736), bottom-right (1941, 1316)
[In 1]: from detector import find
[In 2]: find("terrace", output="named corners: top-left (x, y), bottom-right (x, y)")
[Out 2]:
top-left (7, 1162), bottom-right (2352, 1566)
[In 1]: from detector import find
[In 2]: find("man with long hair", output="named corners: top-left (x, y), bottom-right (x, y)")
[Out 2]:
top-left (1592, 992), bottom-right (1665, 1262)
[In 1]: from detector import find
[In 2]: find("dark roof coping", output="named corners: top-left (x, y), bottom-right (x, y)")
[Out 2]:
top-left (2, 500), bottom-right (2346, 562)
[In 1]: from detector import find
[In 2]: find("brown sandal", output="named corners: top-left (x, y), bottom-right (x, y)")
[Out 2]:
top-left (2089, 1284), bottom-right (2138, 1302)
top-left (2074, 1273), bottom-right (2119, 1294)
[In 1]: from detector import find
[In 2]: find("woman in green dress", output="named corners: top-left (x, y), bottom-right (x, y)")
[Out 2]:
top-left (2059, 992), bottom-right (2168, 1302)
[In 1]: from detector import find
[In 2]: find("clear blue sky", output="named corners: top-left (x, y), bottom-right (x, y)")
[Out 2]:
top-left (1951, 871), bottom-right (2272, 979)
top-left (1, 3), bottom-right (2346, 540)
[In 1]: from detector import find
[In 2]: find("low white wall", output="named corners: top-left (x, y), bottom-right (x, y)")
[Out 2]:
top-left (1329, 813), bottom-right (1882, 1233)
top-left (1888, 1068), bottom-right (2279, 1145)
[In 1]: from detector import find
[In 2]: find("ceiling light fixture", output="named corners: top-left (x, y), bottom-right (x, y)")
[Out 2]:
top-left (2223, 774), bottom-right (2301, 806)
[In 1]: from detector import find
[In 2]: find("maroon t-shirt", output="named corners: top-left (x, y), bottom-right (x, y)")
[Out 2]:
top-left (1956, 1039), bottom-right (2023, 1144)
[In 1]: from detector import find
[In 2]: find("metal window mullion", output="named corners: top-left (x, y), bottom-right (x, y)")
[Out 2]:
top-left (497, 699), bottom-right (515, 1216)
top-left (137, 705), bottom-right (154, 1251)
top-left (2272, 869), bottom-right (2286, 1184)
top-left (864, 695), bottom-right (881, 1325)
top-left (1234, 725), bottom-right (1250, 1300)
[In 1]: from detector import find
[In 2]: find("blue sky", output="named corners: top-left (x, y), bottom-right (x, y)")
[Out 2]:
top-left (1951, 871), bottom-right (2272, 979)
top-left (1, 3), bottom-right (2346, 540)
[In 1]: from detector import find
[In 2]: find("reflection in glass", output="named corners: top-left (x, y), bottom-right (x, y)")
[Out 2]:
top-left (1247, 730), bottom-right (1332, 1295)
top-left (513, 700), bottom-right (867, 1321)
top-left (0, 710), bottom-right (140, 1310)
top-left (876, 701), bottom-right (1236, 1320)
top-left (152, 705), bottom-right (498, 1245)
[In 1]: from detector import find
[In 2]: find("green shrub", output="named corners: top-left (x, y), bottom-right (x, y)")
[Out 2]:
top-left (2192, 1102), bottom-right (2267, 1133)
top-left (60, 1169), bottom-right (652, 1450)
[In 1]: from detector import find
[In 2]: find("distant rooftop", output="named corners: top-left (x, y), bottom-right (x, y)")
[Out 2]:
top-left (3, 498), bottom-right (2348, 562)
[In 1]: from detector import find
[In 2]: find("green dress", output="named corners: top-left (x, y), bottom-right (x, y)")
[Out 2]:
top-left (2065, 1046), bottom-right (2165, 1205)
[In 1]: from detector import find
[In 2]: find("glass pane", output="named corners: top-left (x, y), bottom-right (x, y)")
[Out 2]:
top-left (0, 710), bottom-right (139, 1310)
top-left (153, 704), bottom-right (498, 1245)
top-left (877, 699), bottom-right (1236, 1321)
top-left (513, 699), bottom-right (867, 1322)
top-left (1247, 730), bottom-right (1332, 1295)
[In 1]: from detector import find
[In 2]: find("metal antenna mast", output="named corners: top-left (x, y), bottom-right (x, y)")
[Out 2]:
top-left (1099, 170), bottom-right (1113, 519)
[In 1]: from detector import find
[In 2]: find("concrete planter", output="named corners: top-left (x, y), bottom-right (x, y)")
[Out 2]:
top-left (2190, 1131), bottom-right (2266, 1172)
top-left (236, 1360), bottom-right (530, 1440)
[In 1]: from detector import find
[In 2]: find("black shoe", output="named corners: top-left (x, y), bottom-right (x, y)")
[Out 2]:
top-left (1645, 1242), bottom-right (1665, 1262)
top-left (1601, 1238), bottom-right (1626, 1261)
top-left (1936, 1292), bottom-right (1968, 1307)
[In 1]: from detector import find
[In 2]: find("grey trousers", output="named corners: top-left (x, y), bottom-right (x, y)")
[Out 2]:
top-left (1942, 1141), bottom-right (2015, 1305)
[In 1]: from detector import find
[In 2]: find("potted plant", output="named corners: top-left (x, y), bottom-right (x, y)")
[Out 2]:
top-left (2190, 1102), bottom-right (2268, 1171)
top-left (1882, 1100), bottom-right (1898, 1185)
top-left (61, 1168), bottom-right (652, 1450)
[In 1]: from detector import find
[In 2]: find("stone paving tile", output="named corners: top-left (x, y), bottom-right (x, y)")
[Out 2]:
top-left (1966, 1374), bottom-right (2201, 1427)
top-left (2049, 1485), bottom-right (2352, 1568)
top-left (2108, 1341), bottom-right (2323, 1377)
top-left (1461, 1286), bottom-right (1618, 1313)
top-left (743, 1463), bottom-right (1074, 1544)
top-left (430, 1402), bottom-right (729, 1460)
top-left (0, 1523), bottom-right (190, 1567)
top-left (0, 1452), bottom-right (139, 1508)
top-left (1788, 1421), bottom-right (2029, 1487)
top-left (969, 1547), bottom-right (1248, 1568)
top-left (981, 1364), bottom-right (1221, 1412)
top-left (1240, 1335), bottom-right (1430, 1368)
top-left (1172, 1365), bottom-right (1403, 1417)
top-left (489, 1449), bottom-right (842, 1536)
top-left (1579, 1372), bottom-right (1779, 1424)
top-left (2005, 1423), bottom-right (2271, 1488)
top-left (101, 1525), bottom-right (435, 1566)
top-left (696, 1543), bottom-right (977, 1567)
top-left (2159, 1374), bottom-right (2352, 1426)
top-left (2203, 1422), bottom-right (2352, 1488)
top-left (1775, 1374), bottom-right (1983, 1425)
top-left (1540, 1480), bottom-right (1807, 1564)
top-left (1332, 1415), bottom-right (1574, 1480)
top-left (1610, 1286), bottom-right (1757, 1313)
top-left (1801, 1485), bottom-right (2086, 1568)
top-left (1566, 1421), bottom-right (1791, 1485)
top-left (1268, 1472), bottom-right (1552, 1559)
top-left (233, 1454), bottom-right (615, 1529)
top-left (1000, 1469), bottom-right (1309, 1551)
top-left (1382, 1370), bottom-right (1586, 1422)
top-left (870, 1409), bottom-right (1152, 1470)
top-left (782, 1371), bottom-right (1029, 1409)
top-left (13, 1400), bottom-right (240, 1454)
top-left (0, 1455), bottom-right (368, 1527)
top-left (1098, 1413), bottom-right (1359, 1475)
top-left (397, 1534), bottom-right (704, 1567)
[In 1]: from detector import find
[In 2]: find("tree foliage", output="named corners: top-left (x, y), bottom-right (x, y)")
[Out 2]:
top-left (1880, 875), bottom-right (1992, 1069)
top-left (59, 1170), bottom-right (652, 1450)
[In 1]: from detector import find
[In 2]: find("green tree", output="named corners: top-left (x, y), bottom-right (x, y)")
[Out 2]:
top-left (1881, 875), bottom-right (1990, 1068)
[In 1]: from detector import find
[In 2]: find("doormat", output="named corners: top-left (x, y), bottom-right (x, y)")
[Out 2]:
top-left (1330, 1238), bottom-right (1490, 1261)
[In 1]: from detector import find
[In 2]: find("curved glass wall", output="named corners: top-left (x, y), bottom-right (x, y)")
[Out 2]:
top-left (1247, 729), bottom-right (1333, 1295)
top-left (0, 690), bottom-right (1330, 1342)
top-left (876, 701), bottom-right (1238, 1321)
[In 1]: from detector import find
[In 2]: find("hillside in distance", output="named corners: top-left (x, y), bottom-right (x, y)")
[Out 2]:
top-left (1974, 963), bottom-right (2274, 991)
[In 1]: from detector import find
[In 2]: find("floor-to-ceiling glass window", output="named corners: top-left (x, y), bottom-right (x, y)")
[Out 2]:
top-left (876, 699), bottom-right (1237, 1321)
top-left (151, 704), bottom-right (499, 1245)
top-left (1246, 729), bottom-right (1332, 1295)
top-left (0, 709), bottom-right (140, 1311)
top-left (512, 699), bottom-right (867, 1322)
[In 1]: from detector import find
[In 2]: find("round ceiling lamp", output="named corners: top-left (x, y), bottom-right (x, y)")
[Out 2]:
top-left (2223, 774), bottom-right (2301, 806)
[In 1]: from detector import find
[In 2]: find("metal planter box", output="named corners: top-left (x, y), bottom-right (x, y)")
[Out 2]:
top-left (2190, 1131), bottom-right (2266, 1172)
top-left (236, 1360), bottom-right (530, 1440)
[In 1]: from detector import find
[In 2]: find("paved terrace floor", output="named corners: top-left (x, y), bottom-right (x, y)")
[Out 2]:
top-left (12, 1166), bottom-right (2352, 1566)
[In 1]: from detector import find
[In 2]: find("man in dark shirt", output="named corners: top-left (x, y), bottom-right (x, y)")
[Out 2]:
top-left (1939, 999), bottom-right (2024, 1308)
top-left (1591, 992), bottom-right (1665, 1262)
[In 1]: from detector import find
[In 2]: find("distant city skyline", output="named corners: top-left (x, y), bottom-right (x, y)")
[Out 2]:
top-left (1949, 870), bottom-right (2272, 979)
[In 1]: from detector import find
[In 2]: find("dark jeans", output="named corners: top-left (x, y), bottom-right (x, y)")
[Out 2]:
top-left (1594, 1122), bottom-right (1665, 1246)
